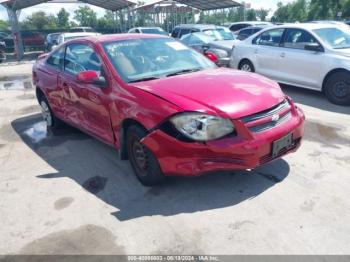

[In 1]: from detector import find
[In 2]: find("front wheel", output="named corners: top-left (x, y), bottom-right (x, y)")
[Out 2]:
top-left (239, 60), bottom-right (255, 73)
top-left (39, 96), bottom-right (64, 131)
top-left (324, 72), bottom-right (350, 106)
top-left (127, 125), bottom-right (165, 186)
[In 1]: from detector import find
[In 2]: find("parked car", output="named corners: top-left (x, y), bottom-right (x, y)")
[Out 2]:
top-left (230, 23), bottom-right (350, 105)
top-left (180, 32), bottom-right (237, 66)
top-left (4, 31), bottom-right (45, 51)
top-left (229, 21), bottom-right (272, 33)
top-left (33, 34), bottom-right (305, 185)
top-left (236, 25), bottom-right (272, 41)
top-left (171, 24), bottom-right (235, 40)
top-left (128, 27), bottom-right (168, 35)
top-left (0, 41), bottom-right (6, 63)
top-left (44, 33), bottom-right (61, 52)
top-left (54, 32), bottom-right (101, 47)
top-left (69, 27), bottom-right (96, 33)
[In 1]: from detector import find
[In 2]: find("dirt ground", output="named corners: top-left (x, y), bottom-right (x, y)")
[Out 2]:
top-left (0, 62), bottom-right (350, 255)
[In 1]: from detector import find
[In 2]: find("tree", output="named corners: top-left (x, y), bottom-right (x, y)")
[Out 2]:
top-left (57, 8), bottom-right (70, 29)
top-left (74, 6), bottom-right (98, 27)
top-left (0, 20), bottom-right (9, 31)
top-left (256, 8), bottom-right (269, 21)
top-left (246, 9), bottom-right (257, 21)
top-left (21, 11), bottom-right (57, 30)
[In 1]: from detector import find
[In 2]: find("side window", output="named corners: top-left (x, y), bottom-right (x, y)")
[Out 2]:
top-left (188, 35), bottom-right (204, 45)
top-left (64, 44), bottom-right (102, 75)
top-left (179, 28), bottom-right (191, 38)
top-left (191, 29), bottom-right (200, 33)
top-left (230, 25), bottom-right (241, 32)
top-left (253, 29), bottom-right (285, 47)
top-left (171, 27), bottom-right (180, 38)
top-left (283, 29), bottom-right (317, 50)
top-left (135, 29), bottom-right (141, 33)
top-left (46, 47), bottom-right (64, 69)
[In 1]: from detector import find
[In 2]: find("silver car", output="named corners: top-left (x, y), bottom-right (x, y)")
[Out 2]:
top-left (230, 23), bottom-right (350, 105)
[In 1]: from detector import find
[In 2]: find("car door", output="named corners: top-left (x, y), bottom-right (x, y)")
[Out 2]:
top-left (40, 47), bottom-right (65, 118)
top-left (61, 42), bottom-right (114, 144)
top-left (252, 28), bottom-right (285, 79)
top-left (277, 28), bottom-right (324, 88)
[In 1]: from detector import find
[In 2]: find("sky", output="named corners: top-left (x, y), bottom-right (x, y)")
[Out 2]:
top-left (0, 0), bottom-right (293, 22)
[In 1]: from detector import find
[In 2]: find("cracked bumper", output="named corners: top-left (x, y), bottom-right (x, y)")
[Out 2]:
top-left (142, 108), bottom-right (305, 177)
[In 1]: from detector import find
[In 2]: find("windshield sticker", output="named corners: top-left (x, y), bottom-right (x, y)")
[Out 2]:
top-left (166, 42), bottom-right (188, 50)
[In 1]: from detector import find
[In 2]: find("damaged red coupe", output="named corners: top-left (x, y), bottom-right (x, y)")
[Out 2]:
top-left (33, 34), bottom-right (305, 186)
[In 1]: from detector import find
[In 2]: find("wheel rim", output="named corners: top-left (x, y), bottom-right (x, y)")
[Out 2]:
top-left (40, 101), bottom-right (52, 127)
top-left (130, 137), bottom-right (149, 176)
top-left (241, 63), bottom-right (252, 72)
top-left (333, 81), bottom-right (350, 98)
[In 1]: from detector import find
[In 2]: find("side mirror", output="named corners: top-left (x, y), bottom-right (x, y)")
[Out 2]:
top-left (76, 70), bottom-right (107, 87)
top-left (305, 43), bottom-right (324, 52)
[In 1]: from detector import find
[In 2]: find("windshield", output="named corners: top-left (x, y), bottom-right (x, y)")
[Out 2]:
top-left (103, 38), bottom-right (216, 83)
top-left (203, 28), bottom-right (235, 40)
top-left (313, 27), bottom-right (350, 49)
top-left (142, 28), bottom-right (168, 35)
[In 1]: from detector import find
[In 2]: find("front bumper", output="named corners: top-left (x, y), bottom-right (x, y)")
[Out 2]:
top-left (142, 104), bottom-right (305, 177)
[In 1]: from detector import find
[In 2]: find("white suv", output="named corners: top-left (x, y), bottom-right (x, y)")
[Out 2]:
top-left (230, 23), bottom-right (350, 105)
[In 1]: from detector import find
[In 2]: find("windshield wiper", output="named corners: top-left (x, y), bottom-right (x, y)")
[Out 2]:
top-left (166, 68), bottom-right (202, 77)
top-left (128, 76), bottom-right (161, 83)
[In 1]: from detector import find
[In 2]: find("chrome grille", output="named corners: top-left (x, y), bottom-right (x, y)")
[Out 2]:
top-left (241, 99), bottom-right (290, 123)
top-left (241, 99), bottom-right (292, 133)
top-left (249, 112), bottom-right (292, 133)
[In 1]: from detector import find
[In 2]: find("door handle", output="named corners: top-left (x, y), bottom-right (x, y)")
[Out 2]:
top-left (280, 52), bottom-right (285, 58)
top-left (254, 49), bottom-right (258, 54)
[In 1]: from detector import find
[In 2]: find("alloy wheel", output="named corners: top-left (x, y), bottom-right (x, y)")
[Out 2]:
top-left (40, 101), bottom-right (52, 127)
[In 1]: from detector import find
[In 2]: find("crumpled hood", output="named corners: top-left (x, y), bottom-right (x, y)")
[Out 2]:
top-left (130, 68), bottom-right (286, 119)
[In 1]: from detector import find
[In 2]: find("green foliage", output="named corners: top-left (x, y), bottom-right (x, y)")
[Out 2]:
top-left (273, 0), bottom-right (350, 22)
top-left (21, 11), bottom-right (58, 30)
top-left (74, 6), bottom-right (98, 27)
top-left (57, 8), bottom-right (70, 28)
top-left (0, 20), bottom-right (9, 31)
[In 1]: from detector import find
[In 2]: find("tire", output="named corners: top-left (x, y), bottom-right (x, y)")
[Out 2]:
top-left (239, 59), bottom-right (255, 73)
top-left (39, 95), bottom-right (64, 131)
top-left (126, 125), bottom-right (165, 186)
top-left (324, 72), bottom-right (350, 106)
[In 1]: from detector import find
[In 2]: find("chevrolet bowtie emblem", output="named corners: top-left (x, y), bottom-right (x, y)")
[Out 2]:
top-left (272, 114), bottom-right (280, 122)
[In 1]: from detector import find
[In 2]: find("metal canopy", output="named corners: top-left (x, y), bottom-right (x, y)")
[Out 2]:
top-left (133, 0), bottom-right (192, 13)
top-left (176, 0), bottom-right (242, 10)
top-left (0, 0), bottom-right (137, 11)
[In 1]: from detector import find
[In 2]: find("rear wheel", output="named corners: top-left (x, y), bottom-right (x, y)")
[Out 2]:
top-left (239, 59), bottom-right (255, 73)
top-left (127, 125), bottom-right (165, 186)
top-left (324, 72), bottom-right (350, 106)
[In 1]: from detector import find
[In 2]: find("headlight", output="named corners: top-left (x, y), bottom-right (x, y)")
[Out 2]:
top-left (170, 113), bottom-right (234, 141)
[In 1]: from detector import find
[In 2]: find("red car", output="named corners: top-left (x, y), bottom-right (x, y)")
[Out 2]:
top-left (33, 34), bottom-right (305, 186)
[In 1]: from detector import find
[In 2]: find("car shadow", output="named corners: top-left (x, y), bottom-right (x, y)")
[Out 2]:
top-left (281, 84), bottom-right (350, 114)
top-left (12, 114), bottom-right (291, 221)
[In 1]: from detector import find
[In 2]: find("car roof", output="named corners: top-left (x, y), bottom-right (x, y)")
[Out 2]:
top-left (61, 32), bottom-right (99, 37)
top-left (240, 25), bottom-right (272, 30)
top-left (174, 24), bottom-right (219, 30)
top-left (272, 23), bottom-right (345, 30)
top-left (78, 33), bottom-right (170, 43)
top-left (230, 21), bottom-right (271, 26)
top-left (137, 27), bottom-right (163, 30)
